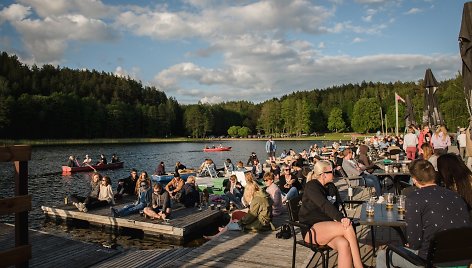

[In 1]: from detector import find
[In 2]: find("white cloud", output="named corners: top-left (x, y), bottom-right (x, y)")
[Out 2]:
top-left (114, 66), bottom-right (140, 79)
top-left (0, 4), bottom-right (31, 23)
top-left (318, 42), bottom-right (325, 49)
top-left (200, 96), bottom-right (223, 104)
top-left (355, 0), bottom-right (388, 4)
top-left (17, 0), bottom-right (114, 18)
top-left (404, 8), bottom-right (422, 15)
top-left (352, 37), bottom-right (364, 43)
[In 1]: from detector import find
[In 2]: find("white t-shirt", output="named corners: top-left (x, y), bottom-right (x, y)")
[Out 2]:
top-left (458, 133), bottom-right (467, 148)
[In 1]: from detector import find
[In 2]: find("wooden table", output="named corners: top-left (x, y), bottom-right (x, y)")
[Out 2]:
top-left (359, 202), bottom-right (407, 255)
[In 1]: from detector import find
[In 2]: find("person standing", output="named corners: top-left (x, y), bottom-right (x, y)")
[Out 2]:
top-left (265, 136), bottom-right (277, 162)
top-left (431, 125), bottom-right (451, 155)
top-left (457, 128), bottom-right (467, 161)
top-left (403, 126), bottom-right (419, 160)
top-left (417, 124), bottom-right (432, 156)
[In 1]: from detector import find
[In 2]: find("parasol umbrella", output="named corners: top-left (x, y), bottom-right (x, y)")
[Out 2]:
top-left (404, 95), bottom-right (416, 127)
top-left (460, 2), bottom-right (472, 117)
top-left (422, 68), bottom-right (444, 126)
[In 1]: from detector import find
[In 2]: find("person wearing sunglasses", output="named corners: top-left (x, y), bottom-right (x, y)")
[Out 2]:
top-left (277, 165), bottom-right (301, 203)
top-left (299, 160), bottom-right (364, 268)
top-left (111, 179), bottom-right (152, 218)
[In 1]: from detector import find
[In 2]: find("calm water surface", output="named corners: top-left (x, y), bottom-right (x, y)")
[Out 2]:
top-left (0, 140), bottom-right (326, 248)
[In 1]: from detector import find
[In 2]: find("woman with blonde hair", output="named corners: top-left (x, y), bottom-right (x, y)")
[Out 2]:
top-left (431, 125), bottom-right (451, 155)
top-left (135, 171), bottom-right (151, 195)
top-left (299, 160), bottom-right (363, 268)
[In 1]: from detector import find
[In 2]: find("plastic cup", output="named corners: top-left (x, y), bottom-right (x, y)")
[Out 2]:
top-left (366, 200), bottom-right (375, 216)
top-left (397, 195), bottom-right (406, 213)
top-left (385, 193), bottom-right (394, 209)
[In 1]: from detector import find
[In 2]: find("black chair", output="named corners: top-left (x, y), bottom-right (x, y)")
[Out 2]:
top-left (385, 227), bottom-right (472, 268)
top-left (286, 195), bottom-right (331, 268)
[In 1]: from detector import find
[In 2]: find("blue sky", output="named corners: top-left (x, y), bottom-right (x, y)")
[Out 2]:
top-left (0, 0), bottom-right (468, 104)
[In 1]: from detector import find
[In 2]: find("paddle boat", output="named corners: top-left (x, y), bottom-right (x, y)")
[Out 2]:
top-left (203, 146), bottom-right (232, 152)
top-left (62, 161), bottom-right (124, 173)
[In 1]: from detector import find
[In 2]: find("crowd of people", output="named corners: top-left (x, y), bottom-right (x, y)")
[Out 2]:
top-left (66, 153), bottom-right (120, 167)
top-left (64, 131), bottom-right (472, 266)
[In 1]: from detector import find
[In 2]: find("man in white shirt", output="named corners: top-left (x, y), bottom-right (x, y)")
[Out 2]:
top-left (458, 128), bottom-right (467, 161)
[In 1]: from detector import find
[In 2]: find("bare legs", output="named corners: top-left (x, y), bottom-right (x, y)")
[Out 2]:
top-left (305, 221), bottom-right (363, 268)
top-left (143, 207), bottom-right (169, 220)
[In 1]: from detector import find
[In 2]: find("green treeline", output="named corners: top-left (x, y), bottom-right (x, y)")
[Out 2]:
top-left (0, 51), bottom-right (469, 139)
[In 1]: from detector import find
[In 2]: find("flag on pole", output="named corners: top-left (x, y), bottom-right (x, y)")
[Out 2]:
top-left (395, 92), bottom-right (405, 103)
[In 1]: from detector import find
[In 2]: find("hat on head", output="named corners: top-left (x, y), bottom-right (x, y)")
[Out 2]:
top-left (460, 127), bottom-right (466, 131)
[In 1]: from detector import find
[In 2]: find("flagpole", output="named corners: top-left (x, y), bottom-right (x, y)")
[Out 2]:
top-left (385, 115), bottom-right (388, 135)
top-left (395, 92), bottom-right (399, 137)
top-left (380, 107), bottom-right (384, 135)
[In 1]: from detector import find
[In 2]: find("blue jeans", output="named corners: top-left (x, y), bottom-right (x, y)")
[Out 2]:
top-left (225, 189), bottom-right (243, 209)
top-left (116, 202), bottom-right (146, 217)
top-left (282, 187), bottom-right (299, 201)
top-left (362, 173), bottom-right (382, 197)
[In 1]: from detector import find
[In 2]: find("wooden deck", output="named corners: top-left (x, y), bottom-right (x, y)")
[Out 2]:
top-left (20, 177), bottom-right (406, 267)
top-left (41, 198), bottom-right (223, 243)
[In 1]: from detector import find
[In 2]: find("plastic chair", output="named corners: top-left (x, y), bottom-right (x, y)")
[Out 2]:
top-left (286, 195), bottom-right (331, 268)
top-left (385, 226), bottom-right (472, 268)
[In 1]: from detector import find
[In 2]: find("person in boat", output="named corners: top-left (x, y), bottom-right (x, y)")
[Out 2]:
top-left (70, 172), bottom-right (101, 212)
top-left (154, 161), bottom-right (165, 175)
top-left (224, 174), bottom-right (244, 209)
top-left (165, 173), bottom-right (185, 200)
top-left (111, 179), bottom-right (152, 218)
top-left (174, 161), bottom-right (186, 174)
top-left (246, 152), bottom-right (258, 166)
top-left (179, 176), bottom-right (200, 208)
top-left (66, 155), bottom-right (79, 167)
top-left (111, 154), bottom-right (119, 163)
top-left (97, 154), bottom-right (107, 165)
top-left (204, 181), bottom-right (273, 239)
top-left (82, 154), bottom-right (92, 166)
top-left (143, 183), bottom-right (171, 220)
top-left (115, 168), bottom-right (139, 199)
top-left (134, 171), bottom-right (151, 196)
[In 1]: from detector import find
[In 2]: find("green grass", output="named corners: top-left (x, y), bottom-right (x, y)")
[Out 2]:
top-left (0, 133), bottom-right (371, 146)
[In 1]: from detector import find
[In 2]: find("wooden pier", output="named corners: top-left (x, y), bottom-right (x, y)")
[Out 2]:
top-left (41, 199), bottom-right (223, 243)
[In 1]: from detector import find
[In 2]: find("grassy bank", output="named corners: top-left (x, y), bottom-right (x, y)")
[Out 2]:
top-left (1, 133), bottom-right (371, 146)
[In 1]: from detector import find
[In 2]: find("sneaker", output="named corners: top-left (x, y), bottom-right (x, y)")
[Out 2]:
top-left (73, 202), bottom-right (80, 210)
top-left (82, 206), bottom-right (88, 213)
top-left (78, 202), bottom-right (85, 212)
top-left (110, 207), bottom-right (119, 218)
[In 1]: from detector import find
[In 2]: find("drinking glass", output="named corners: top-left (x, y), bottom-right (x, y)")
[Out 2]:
top-left (397, 195), bottom-right (406, 213)
top-left (385, 193), bottom-right (394, 209)
top-left (366, 198), bottom-right (375, 216)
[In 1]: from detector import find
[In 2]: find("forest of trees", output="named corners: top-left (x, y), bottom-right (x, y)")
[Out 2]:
top-left (0, 51), bottom-right (469, 139)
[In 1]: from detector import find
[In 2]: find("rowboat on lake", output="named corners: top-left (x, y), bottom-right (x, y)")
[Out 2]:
top-left (203, 146), bottom-right (232, 152)
top-left (151, 171), bottom-right (197, 186)
top-left (62, 162), bottom-right (124, 173)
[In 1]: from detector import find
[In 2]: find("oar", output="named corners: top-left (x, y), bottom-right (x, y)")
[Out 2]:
top-left (84, 162), bottom-right (97, 172)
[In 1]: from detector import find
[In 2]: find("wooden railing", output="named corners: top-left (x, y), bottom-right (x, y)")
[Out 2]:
top-left (0, 145), bottom-right (32, 268)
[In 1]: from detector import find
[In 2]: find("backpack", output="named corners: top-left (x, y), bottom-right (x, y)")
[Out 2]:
top-left (276, 224), bottom-right (292, 239)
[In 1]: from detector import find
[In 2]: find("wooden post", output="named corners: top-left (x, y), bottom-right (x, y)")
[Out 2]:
top-left (15, 160), bottom-right (29, 268)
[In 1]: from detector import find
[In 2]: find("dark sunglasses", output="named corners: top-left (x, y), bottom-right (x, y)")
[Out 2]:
top-left (323, 170), bottom-right (334, 174)
top-left (140, 184), bottom-right (147, 187)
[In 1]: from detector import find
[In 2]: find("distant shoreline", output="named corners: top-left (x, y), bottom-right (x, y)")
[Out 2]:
top-left (1, 133), bottom-right (370, 146)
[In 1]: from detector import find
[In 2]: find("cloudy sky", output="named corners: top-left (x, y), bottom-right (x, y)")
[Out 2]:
top-left (0, 0), bottom-right (468, 104)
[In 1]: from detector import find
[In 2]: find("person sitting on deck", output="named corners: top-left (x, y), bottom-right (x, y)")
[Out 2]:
top-left (111, 153), bottom-right (119, 163)
top-left (204, 181), bottom-right (273, 239)
top-left (246, 152), bottom-right (258, 166)
top-left (224, 158), bottom-right (235, 174)
top-left (263, 172), bottom-right (283, 216)
top-left (269, 161), bottom-right (281, 181)
top-left (82, 154), bottom-right (92, 166)
top-left (70, 172), bottom-right (102, 212)
top-left (154, 161), bottom-right (165, 175)
top-left (165, 174), bottom-right (185, 200)
top-left (96, 154), bottom-right (107, 165)
top-left (134, 171), bottom-right (151, 196)
top-left (299, 160), bottom-right (364, 268)
top-left (77, 175), bottom-right (115, 212)
top-left (111, 179), bottom-right (152, 217)
top-left (224, 174), bottom-right (244, 209)
top-left (252, 159), bottom-right (264, 180)
top-left (115, 168), bottom-right (139, 199)
top-left (277, 165), bottom-right (301, 203)
top-left (143, 183), bottom-right (171, 220)
top-left (174, 161), bottom-right (186, 174)
top-left (179, 176), bottom-right (200, 208)
top-left (376, 159), bottom-right (471, 268)
top-left (235, 161), bottom-right (246, 172)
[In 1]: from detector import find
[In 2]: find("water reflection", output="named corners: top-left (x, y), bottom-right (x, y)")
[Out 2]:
top-left (0, 140), bottom-right (325, 247)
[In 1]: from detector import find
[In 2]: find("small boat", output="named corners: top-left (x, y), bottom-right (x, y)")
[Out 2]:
top-left (62, 162), bottom-right (124, 173)
top-left (151, 171), bottom-right (197, 186)
top-left (203, 146), bottom-right (232, 152)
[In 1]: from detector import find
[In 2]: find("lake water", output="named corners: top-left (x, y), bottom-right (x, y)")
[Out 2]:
top-left (0, 140), bottom-right (328, 248)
